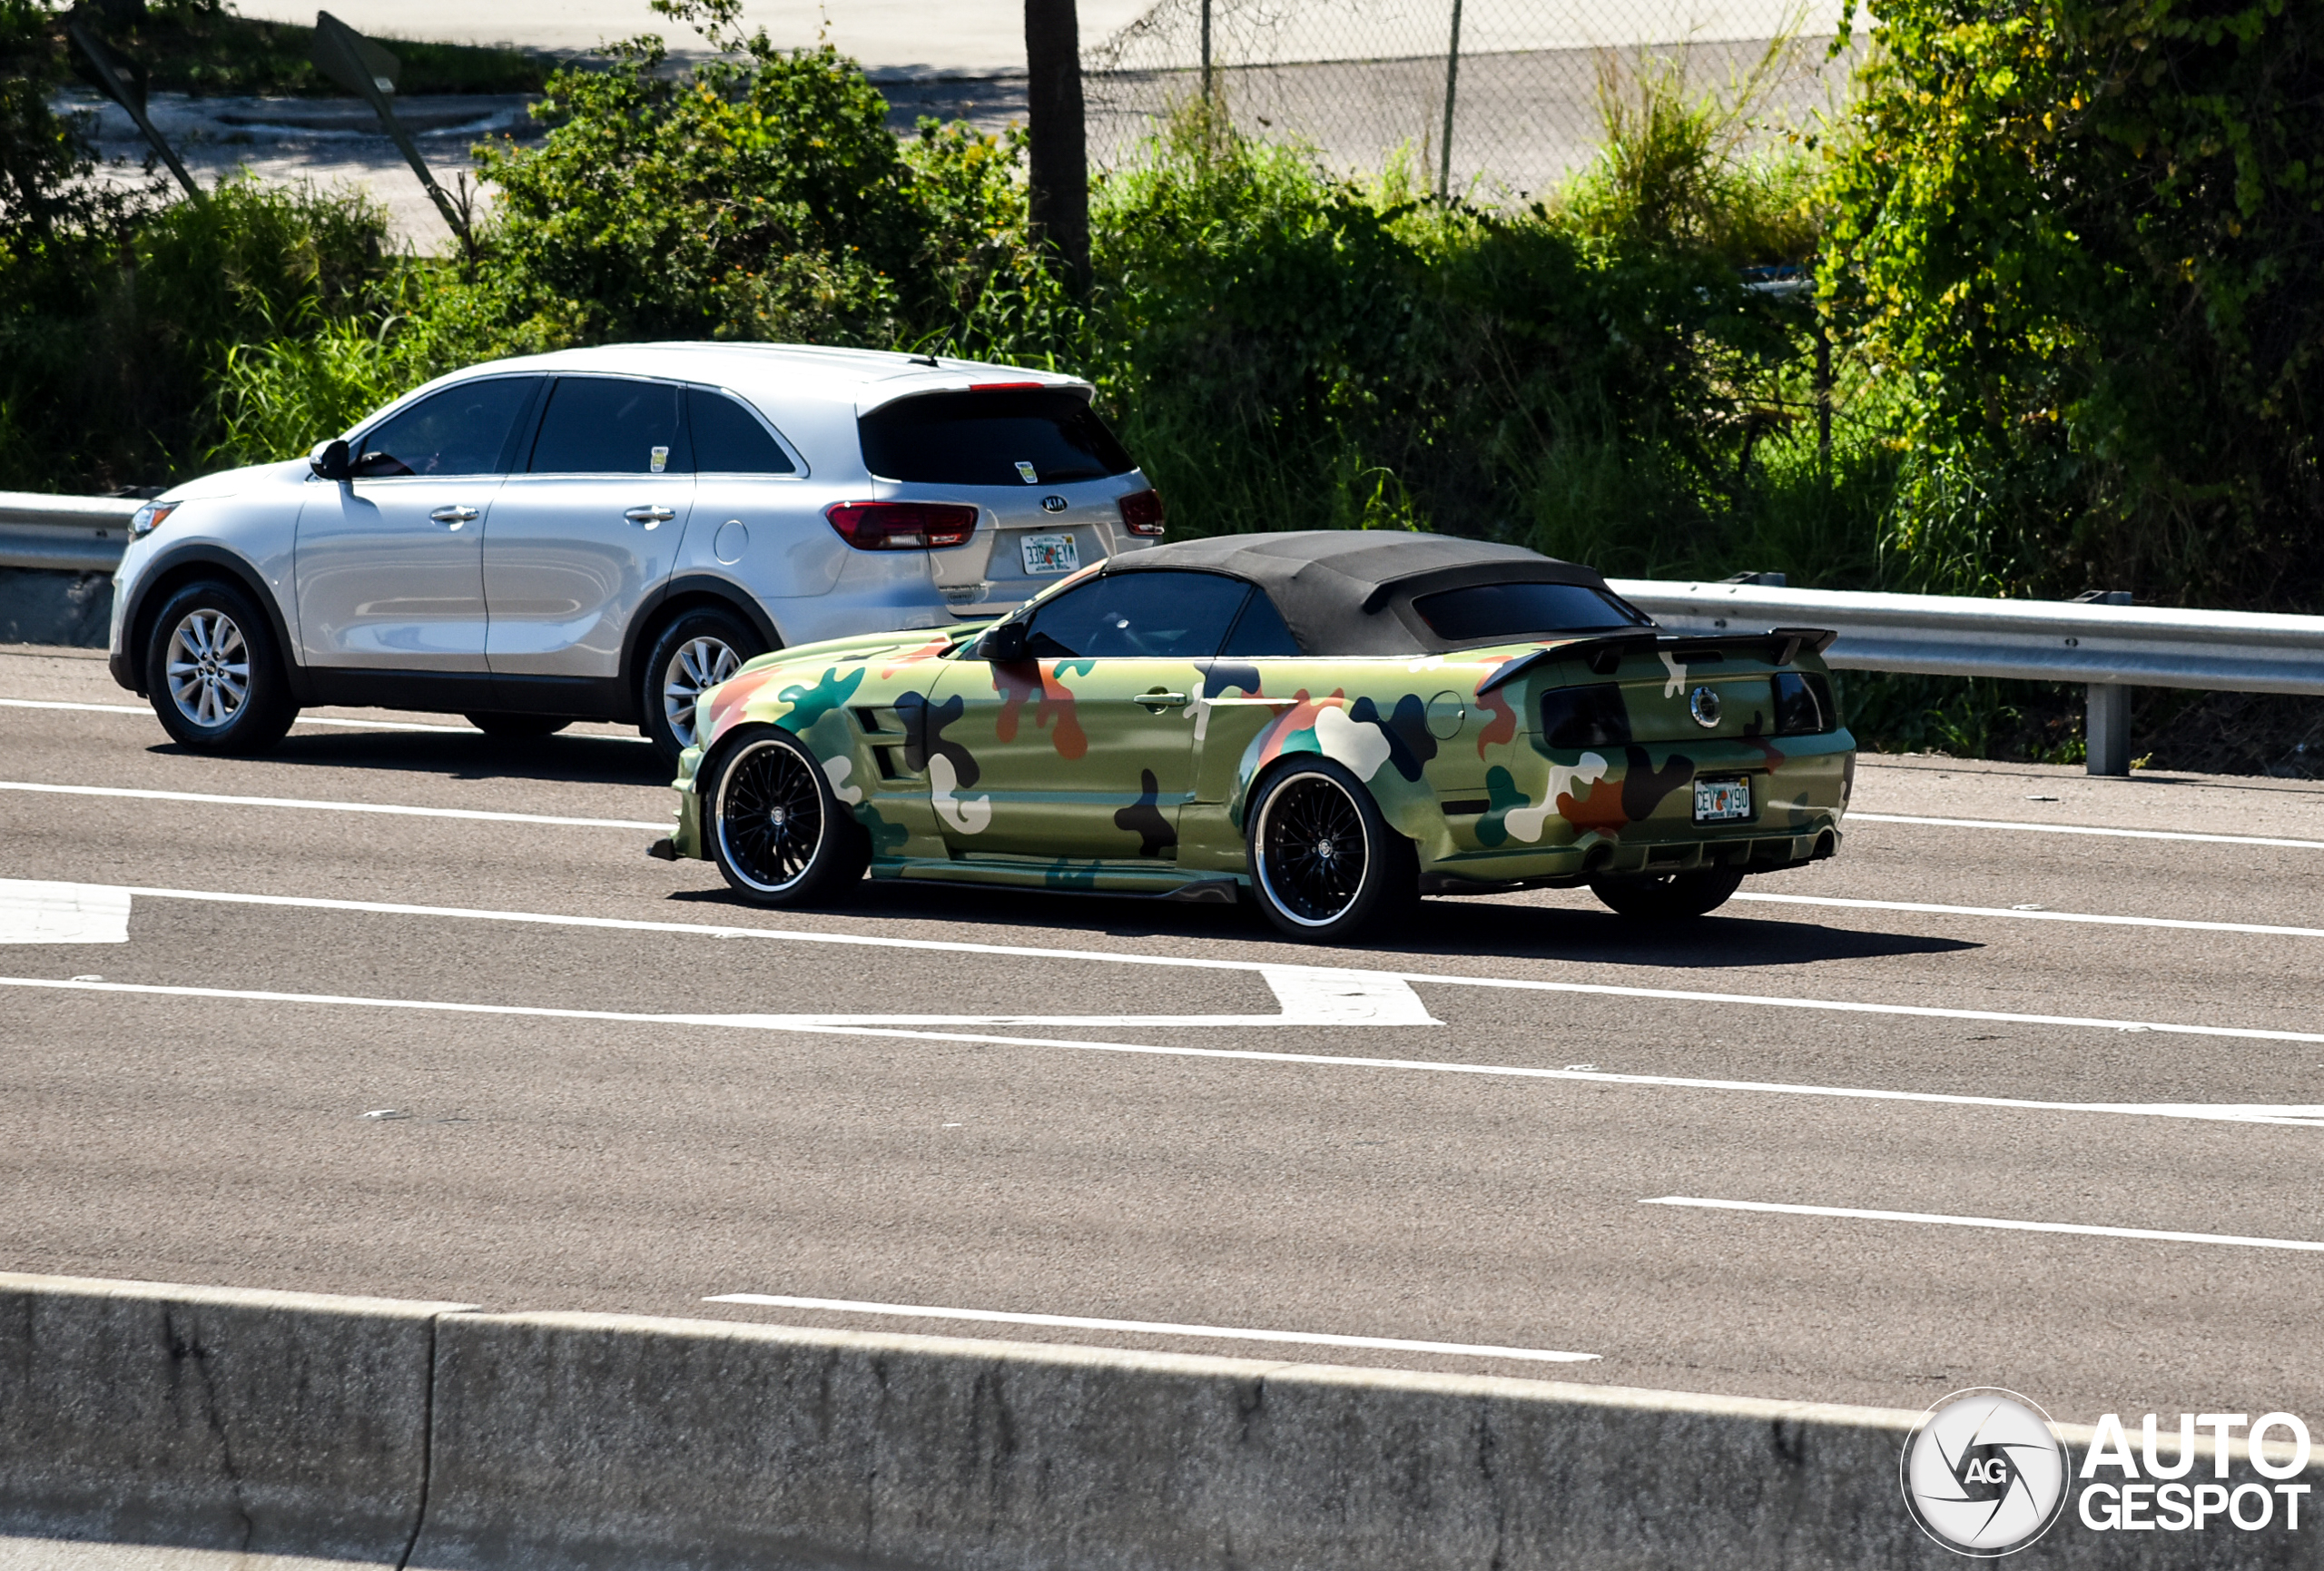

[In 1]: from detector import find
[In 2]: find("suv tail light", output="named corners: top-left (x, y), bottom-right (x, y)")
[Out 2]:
top-left (824, 501), bottom-right (979, 550)
top-left (1118, 488), bottom-right (1166, 537)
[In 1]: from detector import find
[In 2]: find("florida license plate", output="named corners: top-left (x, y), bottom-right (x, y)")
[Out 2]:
top-left (1020, 532), bottom-right (1079, 575)
top-left (1693, 776), bottom-right (1752, 823)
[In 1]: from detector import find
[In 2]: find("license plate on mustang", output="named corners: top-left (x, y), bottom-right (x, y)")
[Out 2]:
top-left (1693, 776), bottom-right (1752, 823)
top-left (1020, 533), bottom-right (1079, 575)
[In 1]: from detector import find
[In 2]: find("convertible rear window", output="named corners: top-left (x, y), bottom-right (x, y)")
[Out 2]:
top-left (860, 389), bottom-right (1135, 487)
top-left (1412, 582), bottom-right (1648, 645)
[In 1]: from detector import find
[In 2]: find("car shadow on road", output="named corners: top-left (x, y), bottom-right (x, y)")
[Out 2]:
top-left (145, 730), bottom-right (673, 789)
top-left (667, 881), bottom-right (1981, 971)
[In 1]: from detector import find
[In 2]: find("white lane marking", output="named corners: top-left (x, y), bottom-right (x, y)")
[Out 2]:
top-left (84, 884), bottom-right (2324, 1050)
top-left (0, 697), bottom-right (477, 733)
top-left (0, 697), bottom-right (653, 741)
top-left (0, 882), bottom-right (130, 944)
top-left (7, 974), bottom-right (2322, 1128)
top-left (704, 1292), bottom-right (1598, 1364)
top-left (0, 781), bottom-right (665, 832)
top-left (727, 968), bottom-right (1441, 1029)
top-left (1642, 1196), bottom-right (2324, 1253)
top-left (1849, 811), bottom-right (2324, 851)
top-left (1733, 891), bottom-right (2324, 942)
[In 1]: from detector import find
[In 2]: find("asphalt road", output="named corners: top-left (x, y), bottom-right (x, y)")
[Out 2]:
top-left (4, 639), bottom-right (2321, 1427)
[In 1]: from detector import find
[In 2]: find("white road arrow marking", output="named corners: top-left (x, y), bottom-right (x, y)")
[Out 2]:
top-left (0, 880), bottom-right (130, 944)
top-left (688, 966), bottom-right (1441, 1029)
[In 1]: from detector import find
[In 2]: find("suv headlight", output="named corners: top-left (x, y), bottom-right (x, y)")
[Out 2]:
top-left (129, 501), bottom-right (182, 538)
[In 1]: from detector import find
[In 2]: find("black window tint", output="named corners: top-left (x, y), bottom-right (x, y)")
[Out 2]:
top-left (528, 378), bottom-right (688, 475)
top-left (688, 388), bottom-right (794, 474)
top-left (1412, 582), bottom-right (1647, 645)
top-left (354, 379), bottom-right (534, 478)
top-left (1022, 571), bottom-right (1251, 660)
top-left (1218, 588), bottom-right (1302, 657)
top-left (860, 389), bottom-right (1135, 486)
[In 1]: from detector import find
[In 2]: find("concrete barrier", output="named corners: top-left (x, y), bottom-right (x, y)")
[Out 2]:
top-left (4, 1272), bottom-right (2320, 1569)
top-left (0, 1273), bottom-right (473, 1570)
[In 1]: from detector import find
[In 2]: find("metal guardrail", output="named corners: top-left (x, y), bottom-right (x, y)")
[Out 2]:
top-left (1609, 578), bottom-right (2324, 695)
top-left (0, 491), bottom-right (140, 573)
top-left (6, 493), bottom-right (2317, 773)
top-left (1611, 577), bottom-right (2324, 775)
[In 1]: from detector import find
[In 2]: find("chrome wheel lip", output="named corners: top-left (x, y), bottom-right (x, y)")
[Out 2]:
top-left (663, 636), bottom-right (742, 749)
top-left (713, 736), bottom-right (825, 895)
top-left (163, 608), bottom-right (251, 730)
top-left (1253, 771), bottom-right (1371, 928)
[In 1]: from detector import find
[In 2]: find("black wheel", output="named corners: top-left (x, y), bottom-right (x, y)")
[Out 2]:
top-left (1588, 865), bottom-right (1746, 918)
top-left (1246, 759), bottom-right (1418, 942)
top-left (642, 607), bottom-right (768, 766)
top-left (143, 579), bottom-right (298, 755)
top-left (465, 713), bottom-right (573, 739)
top-left (705, 726), bottom-right (870, 906)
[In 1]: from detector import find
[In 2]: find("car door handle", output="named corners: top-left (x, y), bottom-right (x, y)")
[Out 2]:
top-left (625, 505), bottom-right (677, 526)
top-left (428, 505), bottom-right (478, 525)
top-left (1133, 691), bottom-right (1188, 710)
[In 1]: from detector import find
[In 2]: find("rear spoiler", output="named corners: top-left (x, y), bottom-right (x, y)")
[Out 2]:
top-left (1477, 627), bottom-right (1838, 695)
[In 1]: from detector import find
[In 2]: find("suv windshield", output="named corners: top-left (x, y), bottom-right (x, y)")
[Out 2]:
top-left (859, 389), bottom-right (1134, 487)
top-left (1412, 582), bottom-right (1648, 645)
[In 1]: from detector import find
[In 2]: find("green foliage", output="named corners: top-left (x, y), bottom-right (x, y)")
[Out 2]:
top-left (469, 6), bottom-right (1062, 355)
top-left (0, 178), bottom-right (390, 489)
top-left (1821, 0), bottom-right (2324, 612)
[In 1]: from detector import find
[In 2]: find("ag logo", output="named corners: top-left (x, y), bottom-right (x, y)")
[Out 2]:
top-left (1902, 1388), bottom-right (2070, 1556)
top-left (1688, 685), bottom-right (1722, 728)
top-left (1039, 494), bottom-right (1069, 513)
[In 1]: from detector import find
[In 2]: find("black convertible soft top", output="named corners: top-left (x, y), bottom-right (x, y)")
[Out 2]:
top-left (1098, 529), bottom-right (1644, 656)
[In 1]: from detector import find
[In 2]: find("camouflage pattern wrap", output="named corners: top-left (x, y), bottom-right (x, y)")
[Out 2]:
top-left (667, 620), bottom-right (1854, 897)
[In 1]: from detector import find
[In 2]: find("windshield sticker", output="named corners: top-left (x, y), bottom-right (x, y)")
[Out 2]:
top-left (1014, 460), bottom-right (1039, 484)
top-left (650, 445), bottom-right (669, 473)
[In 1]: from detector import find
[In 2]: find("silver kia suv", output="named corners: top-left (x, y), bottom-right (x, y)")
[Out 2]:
top-left (106, 342), bottom-right (1163, 763)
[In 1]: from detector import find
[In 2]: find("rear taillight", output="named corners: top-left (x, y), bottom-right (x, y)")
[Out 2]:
top-left (1118, 488), bottom-right (1165, 537)
top-left (823, 501), bottom-right (979, 550)
top-left (1540, 684), bottom-right (1631, 749)
top-left (1773, 670), bottom-right (1835, 735)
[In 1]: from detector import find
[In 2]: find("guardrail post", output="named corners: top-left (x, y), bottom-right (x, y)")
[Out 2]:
top-left (2079, 590), bottom-right (2133, 776)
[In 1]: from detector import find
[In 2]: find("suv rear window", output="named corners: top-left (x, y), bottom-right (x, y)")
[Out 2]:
top-left (1412, 582), bottom-right (1647, 645)
top-left (859, 389), bottom-right (1134, 487)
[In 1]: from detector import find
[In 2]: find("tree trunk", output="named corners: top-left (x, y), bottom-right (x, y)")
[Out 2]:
top-left (1023, 0), bottom-right (1089, 291)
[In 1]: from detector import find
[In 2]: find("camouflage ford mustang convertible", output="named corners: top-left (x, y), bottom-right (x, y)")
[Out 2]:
top-left (655, 531), bottom-right (1855, 940)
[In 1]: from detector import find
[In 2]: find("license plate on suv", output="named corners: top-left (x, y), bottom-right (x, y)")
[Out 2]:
top-left (1020, 532), bottom-right (1079, 575)
top-left (1693, 776), bottom-right (1752, 824)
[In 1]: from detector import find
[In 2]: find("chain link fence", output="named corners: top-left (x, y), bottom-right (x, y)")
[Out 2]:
top-left (1083, 0), bottom-right (1853, 203)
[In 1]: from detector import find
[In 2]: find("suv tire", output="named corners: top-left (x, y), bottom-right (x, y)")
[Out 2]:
top-left (642, 607), bottom-right (767, 766)
top-left (704, 725), bottom-right (870, 906)
top-left (143, 579), bottom-right (299, 754)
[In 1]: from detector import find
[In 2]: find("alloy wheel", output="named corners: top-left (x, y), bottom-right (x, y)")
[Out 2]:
top-left (715, 739), bottom-right (826, 894)
top-left (165, 609), bottom-right (251, 730)
top-left (663, 637), bottom-right (740, 750)
top-left (1256, 774), bottom-right (1370, 925)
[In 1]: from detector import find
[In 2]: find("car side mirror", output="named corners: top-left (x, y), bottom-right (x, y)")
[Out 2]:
top-left (308, 439), bottom-right (350, 482)
top-left (976, 620), bottom-right (1028, 663)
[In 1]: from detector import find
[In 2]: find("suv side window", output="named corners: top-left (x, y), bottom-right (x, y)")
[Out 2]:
top-left (687, 388), bottom-right (796, 475)
top-left (528, 378), bottom-right (691, 475)
top-left (1021, 571), bottom-right (1251, 660)
top-left (352, 378), bottom-right (537, 478)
